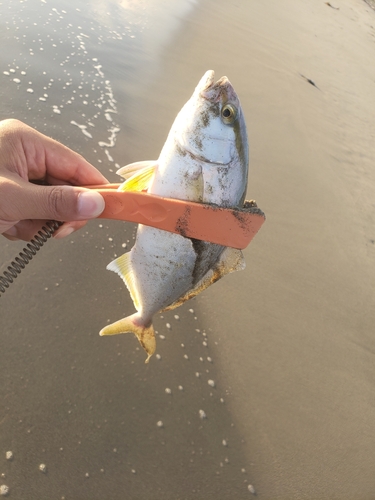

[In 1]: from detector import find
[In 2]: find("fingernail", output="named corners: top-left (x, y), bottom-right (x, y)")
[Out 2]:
top-left (53, 225), bottom-right (75, 239)
top-left (4, 226), bottom-right (18, 238)
top-left (77, 191), bottom-right (105, 218)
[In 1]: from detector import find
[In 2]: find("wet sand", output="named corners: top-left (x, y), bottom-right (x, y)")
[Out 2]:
top-left (1, 0), bottom-right (375, 498)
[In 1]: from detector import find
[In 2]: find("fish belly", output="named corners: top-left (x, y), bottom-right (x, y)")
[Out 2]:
top-left (131, 225), bottom-right (197, 318)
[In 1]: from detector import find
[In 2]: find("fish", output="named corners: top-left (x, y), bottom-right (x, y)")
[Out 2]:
top-left (100, 70), bottom-right (249, 362)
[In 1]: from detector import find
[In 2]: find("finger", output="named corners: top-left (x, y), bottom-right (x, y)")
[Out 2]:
top-left (53, 221), bottom-right (87, 239)
top-left (2, 220), bottom-right (88, 242)
top-left (31, 131), bottom-right (109, 185)
top-left (2, 219), bottom-right (52, 241)
top-left (44, 144), bottom-right (109, 186)
top-left (0, 178), bottom-right (105, 222)
top-left (2, 219), bottom-right (91, 241)
top-left (2, 232), bottom-right (19, 241)
top-left (0, 119), bottom-right (109, 186)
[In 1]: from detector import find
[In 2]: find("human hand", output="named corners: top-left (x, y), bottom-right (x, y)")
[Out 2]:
top-left (0, 119), bottom-right (108, 241)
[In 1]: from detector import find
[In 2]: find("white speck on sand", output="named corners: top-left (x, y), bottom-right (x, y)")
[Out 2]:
top-left (199, 409), bottom-right (207, 420)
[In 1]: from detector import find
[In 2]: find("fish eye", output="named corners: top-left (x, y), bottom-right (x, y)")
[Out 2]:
top-left (221, 103), bottom-right (237, 124)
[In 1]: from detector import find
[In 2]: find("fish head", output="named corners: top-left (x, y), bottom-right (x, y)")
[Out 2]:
top-left (175, 70), bottom-right (249, 170)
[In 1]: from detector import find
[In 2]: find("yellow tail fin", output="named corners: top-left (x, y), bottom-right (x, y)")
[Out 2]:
top-left (99, 313), bottom-right (156, 363)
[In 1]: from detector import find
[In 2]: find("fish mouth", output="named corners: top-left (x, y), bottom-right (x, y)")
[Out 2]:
top-left (195, 70), bottom-right (216, 93)
top-left (196, 70), bottom-right (237, 103)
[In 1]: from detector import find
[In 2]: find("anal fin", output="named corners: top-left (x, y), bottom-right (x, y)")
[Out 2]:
top-left (107, 252), bottom-right (140, 311)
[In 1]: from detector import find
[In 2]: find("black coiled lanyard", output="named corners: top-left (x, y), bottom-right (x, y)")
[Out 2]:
top-left (0, 220), bottom-right (62, 296)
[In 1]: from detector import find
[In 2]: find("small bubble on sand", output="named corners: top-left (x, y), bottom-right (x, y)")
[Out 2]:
top-left (184, 354), bottom-right (189, 360)
top-left (188, 309), bottom-right (194, 313)
top-left (121, 243), bottom-right (127, 248)
top-left (3, 71), bottom-right (10, 76)
top-left (166, 323), bottom-right (171, 329)
top-left (241, 468), bottom-right (246, 473)
top-left (5, 452), bottom-right (13, 461)
top-left (85, 472), bottom-right (90, 478)
top-left (156, 354), bottom-right (161, 360)
top-left (195, 372), bottom-right (200, 378)
top-left (220, 398), bottom-right (225, 403)
top-left (178, 385), bottom-right (184, 391)
top-left (0, 485), bottom-right (9, 496)
top-left (207, 357), bottom-right (212, 363)
top-left (248, 484), bottom-right (256, 495)
top-left (222, 439), bottom-right (228, 447)
top-left (39, 463), bottom-right (47, 473)
top-left (165, 388), bottom-right (172, 395)
top-left (174, 314), bottom-right (179, 320)
top-left (208, 380), bottom-right (215, 388)
top-left (159, 335), bottom-right (165, 340)
top-left (202, 341), bottom-right (208, 347)
top-left (131, 469), bottom-right (136, 474)
top-left (199, 409), bottom-right (207, 420)
top-left (156, 421), bottom-right (163, 428)
top-left (13, 78), bottom-right (21, 83)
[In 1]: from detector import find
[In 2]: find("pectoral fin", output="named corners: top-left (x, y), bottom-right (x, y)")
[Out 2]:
top-left (117, 162), bottom-right (157, 192)
top-left (117, 160), bottom-right (158, 179)
top-left (162, 247), bottom-right (245, 311)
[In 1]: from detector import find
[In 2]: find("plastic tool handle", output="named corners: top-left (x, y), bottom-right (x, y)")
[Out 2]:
top-left (88, 184), bottom-right (265, 249)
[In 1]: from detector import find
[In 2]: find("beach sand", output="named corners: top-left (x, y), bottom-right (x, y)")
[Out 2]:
top-left (1, 0), bottom-right (375, 498)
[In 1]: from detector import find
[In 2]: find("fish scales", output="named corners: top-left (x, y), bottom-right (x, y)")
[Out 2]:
top-left (100, 70), bottom-right (249, 362)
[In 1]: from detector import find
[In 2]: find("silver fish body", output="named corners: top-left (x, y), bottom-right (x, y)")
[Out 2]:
top-left (100, 70), bottom-right (249, 362)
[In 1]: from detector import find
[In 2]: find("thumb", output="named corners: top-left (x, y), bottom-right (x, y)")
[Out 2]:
top-left (3, 180), bottom-right (105, 222)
